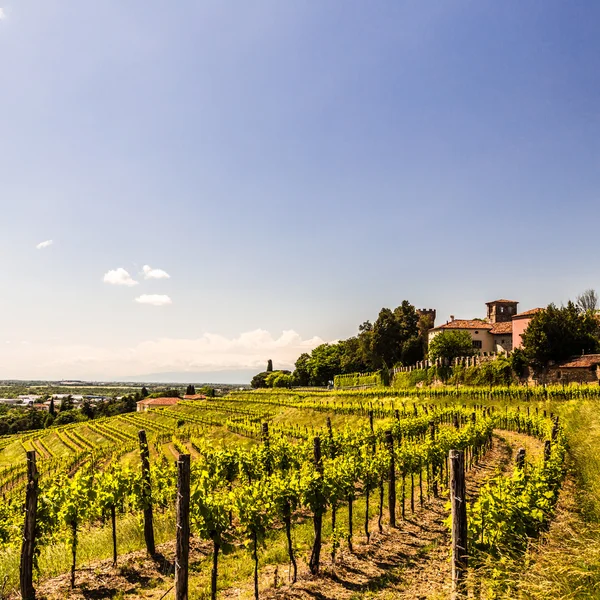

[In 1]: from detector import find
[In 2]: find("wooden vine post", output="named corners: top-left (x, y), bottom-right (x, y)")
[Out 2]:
top-left (20, 450), bottom-right (38, 600)
top-left (175, 454), bottom-right (191, 600)
top-left (111, 504), bottom-right (118, 566)
top-left (430, 421), bottom-right (438, 497)
top-left (516, 448), bottom-right (526, 470)
top-left (138, 430), bottom-right (156, 556)
top-left (450, 450), bottom-right (467, 599)
top-left (386, 430), bottom-right (396, 528)
top-left (544, 440), bottom-right (551, 463)
top-left (309, 436), bottom-right (324, 575)
top-left (365, 409), bottom-right (376, 543)
top-left (262, 422), bottom-right (272, 476)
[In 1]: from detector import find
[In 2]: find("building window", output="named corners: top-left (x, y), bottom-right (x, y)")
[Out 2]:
top-left (557, 371), bottom-right (561, 379)
top-left (472, 340), bottom-right (482, 349)
top-left (500, 306), bottom-right (505, 314)
top-left (475, 331), bottom-right (479, 334)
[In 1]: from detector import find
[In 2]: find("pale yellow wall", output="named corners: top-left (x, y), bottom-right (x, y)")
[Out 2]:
top-left (428, 328), bottom-right (495, 354)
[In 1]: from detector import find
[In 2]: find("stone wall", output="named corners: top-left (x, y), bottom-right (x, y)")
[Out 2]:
top-left (545, 365), bottom-right (600, 384)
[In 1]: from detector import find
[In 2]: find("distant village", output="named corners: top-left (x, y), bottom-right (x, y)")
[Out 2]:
top-left (0, 393), bottom-right (115, 409)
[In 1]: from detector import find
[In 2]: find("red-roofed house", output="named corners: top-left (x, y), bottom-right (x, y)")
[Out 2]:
top-left (428, 300), bottom-right (519, 354)
top-left (548, 354), bottom-right (600, 383)
top-left (136, 397), bottom-right (180, 413)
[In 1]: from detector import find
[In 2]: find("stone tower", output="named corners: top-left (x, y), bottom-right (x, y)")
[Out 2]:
top-left (417, 308), bottom-right (436, 328)
top-left (486, 299), bottom-right (519, 324)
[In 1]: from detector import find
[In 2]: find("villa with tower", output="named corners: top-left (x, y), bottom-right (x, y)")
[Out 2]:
top-left (427, 299), bottom-right (538, 354)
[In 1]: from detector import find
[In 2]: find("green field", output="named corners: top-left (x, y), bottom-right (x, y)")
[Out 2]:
top-left (0, 387), bottom-right (598, 599)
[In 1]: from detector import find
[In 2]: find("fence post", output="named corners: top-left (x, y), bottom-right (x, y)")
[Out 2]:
top-left (516, 448), bottom-right (526, 470)
top-left (175, 454), bottom-right (191, 600)
top-left (430, 421), bottom-right (438, 497)
top-left (309, 437), bottom-right (324, 575)
top-left (20, 451), bottom-right (38, 600)
top-left (544, 440), bottom-right (551, 463)
top-left (450, 450), bottom-right (467, 599)
top-left (261, 422), bottom-right (272, 476)
top-left (138, 430), bottom-right (156, 556)
top-left (386, 430), bottom-right (396, 527)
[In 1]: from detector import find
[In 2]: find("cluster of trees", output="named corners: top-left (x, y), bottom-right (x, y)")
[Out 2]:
top-left (251, 301), bottom-right (432, 388)
top-left (427, 330), bottom-right (477, 363)
top-left (0, 406), bottom-right (47, 435)
top-left (0, 382), bottom-right (221, 435)
top-left (185, 384), bottom-right (216, 397)
top-left (43, 393), bottom-right (145, 428)
top-left (0, 390), bottom-right (148, 435)
top-left (522, 300), bottom-right (600, 368)
top-left (251, 361), bottom-right (293, 388)
top-left (291, 301), bottom-right (432, 387)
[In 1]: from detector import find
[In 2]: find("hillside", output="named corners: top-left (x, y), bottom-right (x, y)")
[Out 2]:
top-left (0, 387), bottom-right (598, 599)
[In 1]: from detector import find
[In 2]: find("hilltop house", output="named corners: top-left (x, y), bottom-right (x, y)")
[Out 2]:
top-left (136, 397), bottom-right (180, 413)
top-left (547, 354), bottom-right (600, 383)
top-left (428, 299), bottom-right (518, 354)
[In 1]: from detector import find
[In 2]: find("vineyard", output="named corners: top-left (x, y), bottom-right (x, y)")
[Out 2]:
top-left (0, 386), bottom-right (588, 599)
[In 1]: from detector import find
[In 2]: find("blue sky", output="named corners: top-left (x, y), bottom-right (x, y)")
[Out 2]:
top-left (0, 1), bottom-right (598, 381)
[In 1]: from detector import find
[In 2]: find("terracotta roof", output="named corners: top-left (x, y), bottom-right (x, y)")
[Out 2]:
top-left (557, 354), bottom-right (600, 369)
top-left (432, 319), bottom-right (492, 331)
top-left (512, 308), bottom-right (543, 319)
top-left (490, 322), bottom-right (512, 335)
top-left (183, 394), bottom-right (206, 400)
top-left (136, 397), bottom-right (180, 406)
top-left (486, 299), bottom-right (518, 305)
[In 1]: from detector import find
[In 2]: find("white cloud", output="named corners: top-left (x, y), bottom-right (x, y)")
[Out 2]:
top-left (0, 330), bottom-right (326, 379)
top-left (36, 240), bottom-right (53, 250)
top-left (103, 268), bottom-right (138, 286)
top-left (142, 265), bottom-right (170, 280)
top-left (135, 294), bottom-right (172, 306)
top-left (0, 8), bottom-right (6, 20)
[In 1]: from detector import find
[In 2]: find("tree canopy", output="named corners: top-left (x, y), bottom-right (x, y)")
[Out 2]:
top-left (251, 300), bottom-right (430, 387)
top-left (428, 330), bottom-right (476, 363)
top-left (251, 370), bottom-right (292, 389)
top-left (576, 289), bottom-right (599, 312)
top-left (522, 302), bottom-right (600, 368)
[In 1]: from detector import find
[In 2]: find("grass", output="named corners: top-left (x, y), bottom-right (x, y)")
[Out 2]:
top-left (511, 400), bottom-right (600, 599)
top-left (466, 399), bottom-right (600, 598)
top-left (185, 487), bottom-right (400, 599)
top-left (3, 390), bottom-right (599, 598)
top-left (0, 511), bottom-right (176, 593)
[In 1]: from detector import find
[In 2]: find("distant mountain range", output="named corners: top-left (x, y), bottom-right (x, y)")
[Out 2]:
top-left (117, 370), bottom-right (256, 385)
